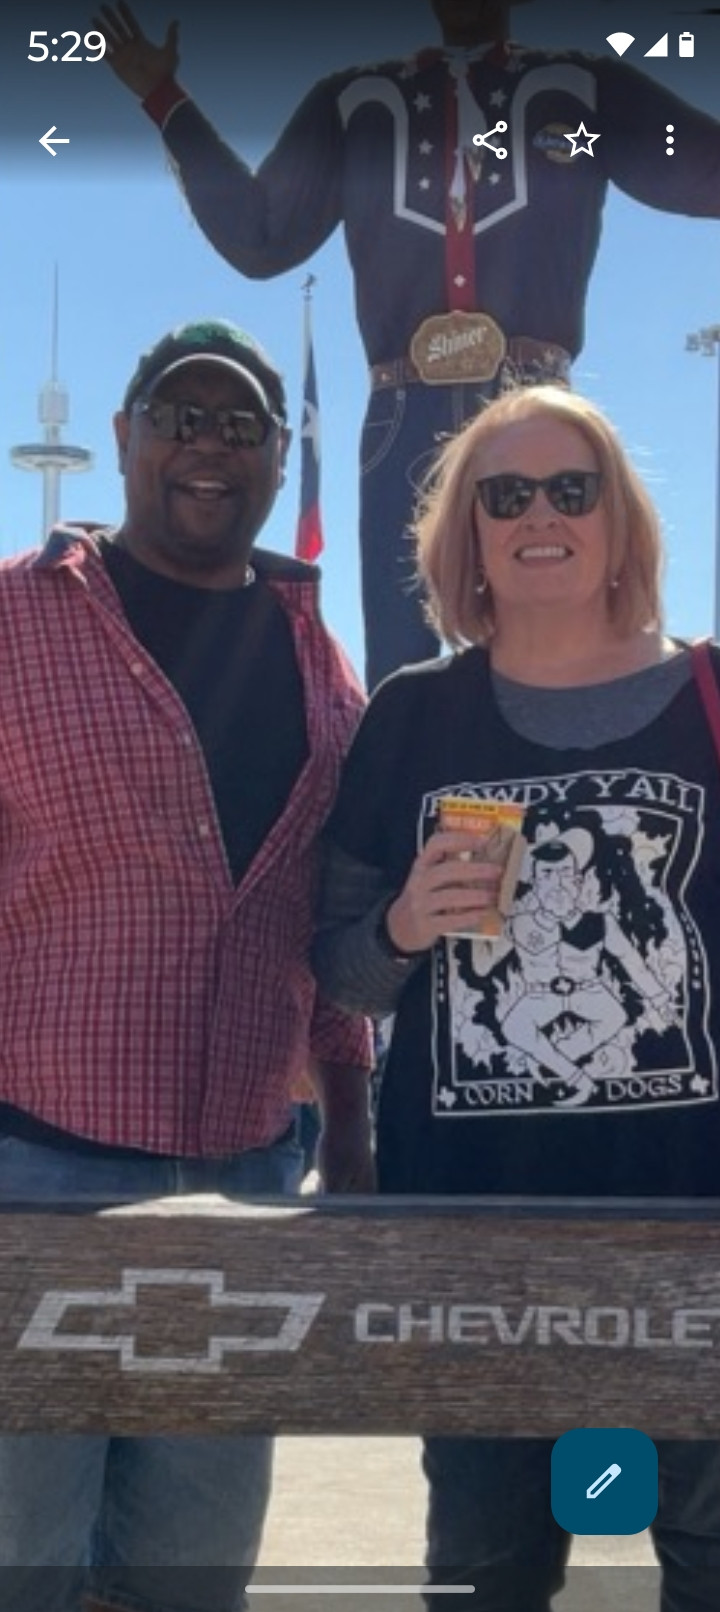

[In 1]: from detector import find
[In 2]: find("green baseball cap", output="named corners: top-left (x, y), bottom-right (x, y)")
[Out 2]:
top-left (123, 318), bottom-right (287, 421)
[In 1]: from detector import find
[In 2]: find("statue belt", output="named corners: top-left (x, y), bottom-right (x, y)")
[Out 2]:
top-left (370, 311), bottom-right (572, 390)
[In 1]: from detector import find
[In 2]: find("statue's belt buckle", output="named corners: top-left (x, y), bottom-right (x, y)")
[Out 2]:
top-left (409, 311), bottom-right (507, 385)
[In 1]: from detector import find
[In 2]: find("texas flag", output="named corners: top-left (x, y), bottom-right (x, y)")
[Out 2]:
top-left (295, 288), bottom-right (324, 562)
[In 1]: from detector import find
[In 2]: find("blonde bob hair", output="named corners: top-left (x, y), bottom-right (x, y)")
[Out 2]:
top-left (414, 386), bottom-right (664, 648)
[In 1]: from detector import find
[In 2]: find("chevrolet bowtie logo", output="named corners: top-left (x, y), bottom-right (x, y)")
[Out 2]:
top-left (17, 1269), bottom-right (325, 1373)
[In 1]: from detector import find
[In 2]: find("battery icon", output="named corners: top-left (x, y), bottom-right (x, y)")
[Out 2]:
top-left (679, 32), bottom-right (694, 57)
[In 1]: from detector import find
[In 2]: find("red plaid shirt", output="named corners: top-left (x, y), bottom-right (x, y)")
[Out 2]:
top-left (0, 527), bottom-right (371, 1155)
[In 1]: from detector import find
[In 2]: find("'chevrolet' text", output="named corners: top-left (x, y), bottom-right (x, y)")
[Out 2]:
top-left (353, 1303), bottom-right (720, 1348)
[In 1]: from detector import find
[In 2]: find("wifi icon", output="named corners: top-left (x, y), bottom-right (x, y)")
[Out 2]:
top-left (606, 31), bottom-right (635, 56)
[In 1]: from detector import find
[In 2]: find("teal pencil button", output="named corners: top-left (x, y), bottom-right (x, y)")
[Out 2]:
top-left (551, 1429), bottom-right (658, 1534)
top-left (586, 1463), bottom-right (622, 1499)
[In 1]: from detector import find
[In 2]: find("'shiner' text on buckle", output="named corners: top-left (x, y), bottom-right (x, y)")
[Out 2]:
top-left (409, 311), bottom-right (507, 385)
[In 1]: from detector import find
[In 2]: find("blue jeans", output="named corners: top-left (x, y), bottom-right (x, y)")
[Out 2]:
top-left (0, 1127), bottom-right (303, 1612)
top-left (292, 1101), bottom-right (321, 1177)
top-left (359, 381), bottom-right (475, 689)
top-left (423, 1436), bottom-right (720, 1612)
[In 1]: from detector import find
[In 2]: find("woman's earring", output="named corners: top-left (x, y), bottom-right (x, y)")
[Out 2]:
top-left (609, 576), bottom-right (620, 590)
top-left (475, 567), bottom-right (488, 596)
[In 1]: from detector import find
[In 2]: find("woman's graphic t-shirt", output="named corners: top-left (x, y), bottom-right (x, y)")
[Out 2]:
top-left (327, 648), bottom-right (720, 1196)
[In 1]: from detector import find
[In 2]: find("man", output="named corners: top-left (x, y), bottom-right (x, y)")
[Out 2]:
top-left (0, 317), bottom-right (373, 1612)
top-left (96, 0), bottom-right (720, 688)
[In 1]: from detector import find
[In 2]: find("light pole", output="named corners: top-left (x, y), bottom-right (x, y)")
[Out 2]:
top-left (686, 324), bottom-right (720, 639)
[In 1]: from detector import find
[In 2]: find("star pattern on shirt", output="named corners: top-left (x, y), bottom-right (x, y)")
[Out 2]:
top-left (489, 89), bottom-right (507, 107)
top-left (414, 93), bottom-right (432, 111)
top-left (419, 139), bottom-right (433, 155)
top-left (437, 1088), bottom-right (457, 1109)
top-left (419, 177), bottom-right (431, 190)
top-left (690, 1073), bottom-right (712, 1096)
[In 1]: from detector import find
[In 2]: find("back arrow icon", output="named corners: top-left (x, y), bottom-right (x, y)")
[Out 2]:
top-left (40, 127), bottom-right (70, 156)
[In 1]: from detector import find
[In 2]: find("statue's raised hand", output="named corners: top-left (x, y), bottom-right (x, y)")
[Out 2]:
top-left (93, 1), bottom-right (179, 98)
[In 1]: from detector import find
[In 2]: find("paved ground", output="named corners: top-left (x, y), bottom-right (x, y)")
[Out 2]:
top-left (255, 1437), bottom-right (658, 1609)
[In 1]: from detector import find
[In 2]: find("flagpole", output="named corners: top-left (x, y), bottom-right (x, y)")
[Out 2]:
top-left (295, 275), bottom-right (324, 562)
top-left (301, 272), bottom-right (316, 355)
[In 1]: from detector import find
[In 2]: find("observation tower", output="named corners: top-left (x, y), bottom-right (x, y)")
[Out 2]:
top-left (10, 270), bottom-right (93, 537)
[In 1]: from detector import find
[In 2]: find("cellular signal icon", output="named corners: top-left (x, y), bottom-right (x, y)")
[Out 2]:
top-left (606, 32), bottom-right (635, 56)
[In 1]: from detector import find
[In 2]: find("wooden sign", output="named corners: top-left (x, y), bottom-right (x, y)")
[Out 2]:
top-left (2, 1197), bottom-right (720, 1436)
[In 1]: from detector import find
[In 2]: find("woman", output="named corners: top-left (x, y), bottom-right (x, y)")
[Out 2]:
top-left (313, 385), bottom-right (720, 1611)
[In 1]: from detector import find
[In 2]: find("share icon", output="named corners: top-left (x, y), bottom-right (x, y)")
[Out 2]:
top-left (472, 121), bottom-right (508, 160)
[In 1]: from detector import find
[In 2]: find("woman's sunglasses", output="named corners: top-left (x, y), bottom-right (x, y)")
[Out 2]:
top-left (475, 470), bottom-right (602, 520)
top-left (133, 398), bottom-right (282, 450)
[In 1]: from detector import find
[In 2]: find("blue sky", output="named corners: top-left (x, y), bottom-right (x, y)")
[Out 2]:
top-left (1, 0), bottom-right (719, 676)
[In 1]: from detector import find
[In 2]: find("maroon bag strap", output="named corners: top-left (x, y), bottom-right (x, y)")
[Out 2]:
top-left (691, 639), bottom-right (720, 762)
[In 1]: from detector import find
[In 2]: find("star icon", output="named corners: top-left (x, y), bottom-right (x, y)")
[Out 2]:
top-left (414, 93), bottom-right (432, 112)
top-left (564, 121), bottom-right (601, 158)
top-left (419, 139), bottom-right (433, 155)
top-left (489, 89), bottom-right (507, 108)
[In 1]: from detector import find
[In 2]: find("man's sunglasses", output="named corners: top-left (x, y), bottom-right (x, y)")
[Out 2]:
top-left (133, 398), bottom-right (282, 450)
top-left (475, 470), bottom-right (602, 520)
